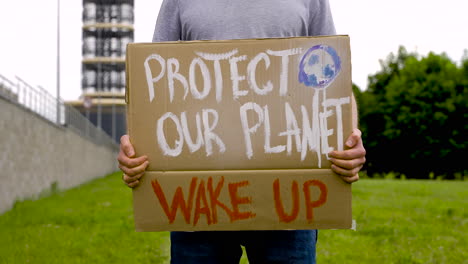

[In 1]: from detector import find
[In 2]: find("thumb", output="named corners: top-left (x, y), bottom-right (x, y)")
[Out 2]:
top-left (120, 135), bottom-right (135, 157)
top-left (345, 129), bottom-right (362, 148)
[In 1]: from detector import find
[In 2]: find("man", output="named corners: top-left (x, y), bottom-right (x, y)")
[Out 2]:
top-left (118, 0), bottom-right (366, 263)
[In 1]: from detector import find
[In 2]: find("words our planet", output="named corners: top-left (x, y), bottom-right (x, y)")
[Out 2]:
top-left (143, 45), bottom-right (349, 167)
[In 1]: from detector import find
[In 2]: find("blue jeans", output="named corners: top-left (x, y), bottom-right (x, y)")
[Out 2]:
top-left (170, 230), bottom-right (318, 264)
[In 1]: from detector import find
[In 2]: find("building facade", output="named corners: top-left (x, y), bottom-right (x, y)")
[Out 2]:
top-left (68, 0), bottom-right (134, 143)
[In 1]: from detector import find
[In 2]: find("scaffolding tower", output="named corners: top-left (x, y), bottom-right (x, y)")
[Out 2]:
top-left (67, 0), bottom-right (134, 143)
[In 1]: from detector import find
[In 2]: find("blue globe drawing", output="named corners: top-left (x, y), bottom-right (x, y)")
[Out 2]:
top-left (298, 45), bottom-right (341, 89)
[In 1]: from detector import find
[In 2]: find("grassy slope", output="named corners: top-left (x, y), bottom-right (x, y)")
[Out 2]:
top-left (0, 172), bottom-right (169, 264)
top-left (0, 173), bottom-right (466, 264)
top-left (318, 180), bottom-right (467, 264)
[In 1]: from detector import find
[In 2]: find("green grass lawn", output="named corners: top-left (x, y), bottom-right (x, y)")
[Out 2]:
top-left (0, 172), bottom-right (466, 264)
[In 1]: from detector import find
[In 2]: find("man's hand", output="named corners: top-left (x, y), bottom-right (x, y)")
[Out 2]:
top-left (117, 135), bottom-right (149, 188)
top-left (329, 128), bottom-right (366, 183)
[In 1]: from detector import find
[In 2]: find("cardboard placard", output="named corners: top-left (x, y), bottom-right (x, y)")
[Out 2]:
top-left (126, 36), bottom-right (353, 231)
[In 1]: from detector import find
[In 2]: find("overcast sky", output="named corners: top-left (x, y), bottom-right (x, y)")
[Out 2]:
top-left (0, 0), bottom-right (466, 100)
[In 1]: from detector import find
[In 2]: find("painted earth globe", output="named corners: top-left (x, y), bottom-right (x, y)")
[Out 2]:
top-left (298, 45), bottom-right (341, 89)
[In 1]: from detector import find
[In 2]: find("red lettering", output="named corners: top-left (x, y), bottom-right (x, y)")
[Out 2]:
top-left (228, 180), bottom-right (256, 221)
top-left (303, 180), bottom-right (327, 223)
top-left (207, 176), bottom-right (233, 224)
top-left (273, 179), bottom-right (300, 223)
top-left (151, 177), bottom-right (198, 224)
top-left (193, 180), bottom-right (212, 226)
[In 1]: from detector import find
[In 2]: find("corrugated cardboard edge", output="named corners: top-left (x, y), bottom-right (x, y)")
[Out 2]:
top-left (125, 42), bottom-right (131, 104)
top-left (125, 43), bottom-right (132, 137)
top-left (128, 35), bottom-right (349, 47)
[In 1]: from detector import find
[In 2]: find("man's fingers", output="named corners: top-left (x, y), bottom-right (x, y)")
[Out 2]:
top-left (123, 172), bottom-right (144, 184)
top-left (126, 180), bottom-right (140, 188)
top-left (117, 152), bottom-right (148, 168)
top-left (120, 135), bottom-right (135, 157)
top-left (339, 174), bottom-right (360, 184)
top-left (330, 156), bottom-right (366, 170)
top-left (119, 160), bottom-right (149, 177)
top-left (118, 134), bottom-right (146, 189)
top-left (331, 161), bottom-right (361, 183)
top-left (345, 129), bottom-right (362, 148)
top-left (329, 147), bottom-right (366, 160)
top-left (330, 129), bottom-right (365, 160)
top-left (329, 128), bottom-right (364, 184)
top-left (331, 164), bottom-right (363, 178)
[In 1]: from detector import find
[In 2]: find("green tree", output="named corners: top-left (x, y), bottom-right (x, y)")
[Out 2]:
top-left (358, 47), bottom-right (467, 179)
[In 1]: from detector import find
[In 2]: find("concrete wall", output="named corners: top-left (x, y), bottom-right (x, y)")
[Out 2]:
top-left (0, 98), bottom-right (119, 213)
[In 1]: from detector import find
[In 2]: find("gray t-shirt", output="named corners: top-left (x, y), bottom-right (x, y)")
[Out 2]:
top-left (152, 0), bottom-right (336, 42)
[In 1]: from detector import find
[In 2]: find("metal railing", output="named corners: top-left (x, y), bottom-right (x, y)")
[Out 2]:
top-left (0, 73), bottom-right (117, 150)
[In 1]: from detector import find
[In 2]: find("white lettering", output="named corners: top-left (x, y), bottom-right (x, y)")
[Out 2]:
top-left (278, 102), bottom-right (302, 155)
top-left (247, 53), bottom-right (273, 96)
top-left (319, 109), bottom-right (334, 156)
top-left (157, 112), bottom-right (184, 157)
top-left (196, 49), bottom-right (238, 102)
top-left (240, 102), bottom-right (264, 159)
top-left (167, 58), bottom-right (189, 102)
top-left (301, 91), bottom-right (321, 165)
top-left (266, 48), bottom-right (302, 96)
top-left (180, 112), bottom-right (204, 153)
top-left (189, 58), bottom-right (212, 100)
top-left (230, 55), bottom-right (248, 99)
top-left (202, 109), bottom-right (226, 156)
top-left (323, 97), bottom-right (351, 151)
top-left (144, 54), bottom-right (166, 102)
top-left (263, 105), bottom-right (286, 154)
